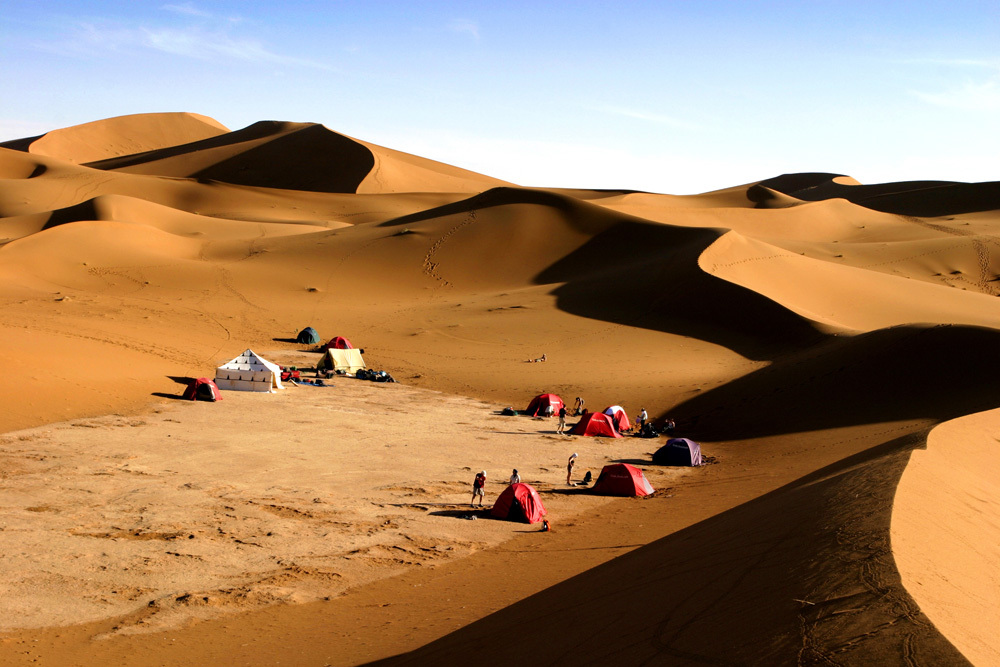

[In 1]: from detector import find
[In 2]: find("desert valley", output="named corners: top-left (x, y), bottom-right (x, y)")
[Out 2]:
top-left (0, 112), bottom-right (998, 665)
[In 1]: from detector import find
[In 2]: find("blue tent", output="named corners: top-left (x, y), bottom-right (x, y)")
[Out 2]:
top-left (653, 438), bottom-right (702, 466)
top-left (297, 327), bottom-right (320, 344)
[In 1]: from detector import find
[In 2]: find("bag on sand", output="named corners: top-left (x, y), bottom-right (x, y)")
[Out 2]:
top-left (501, 407), bottom-right (517, 416)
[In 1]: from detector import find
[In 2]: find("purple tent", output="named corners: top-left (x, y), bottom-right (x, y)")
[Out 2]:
top-left (653, 438), bottom-right (702, 466)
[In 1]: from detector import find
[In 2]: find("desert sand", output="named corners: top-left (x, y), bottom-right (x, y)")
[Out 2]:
top-left (0, 112), bottom-right (998, 665)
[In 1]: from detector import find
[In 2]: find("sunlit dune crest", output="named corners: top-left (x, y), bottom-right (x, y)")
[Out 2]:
top-left (1, 112), bottom-right (998, 666)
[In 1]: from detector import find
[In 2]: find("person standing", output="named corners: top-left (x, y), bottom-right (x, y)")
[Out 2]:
top-left (557, 404), bottom-right (568, 434)
top-left (566, 452), bottom-right (578, 485)
top-left (471, 470), bottom-right (487, 507)
top-left (509, 469), bottom-right (521, 485)
top-left (637, 407), bottom-right (648, 431)
top-left (573, 396), bottom-right (585, 416)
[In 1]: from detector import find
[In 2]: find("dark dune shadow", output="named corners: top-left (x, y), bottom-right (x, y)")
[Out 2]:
top-left (0, 134), bottom-right (45, 152)
top-left (85, 122), bottom-right (375, 194)
top-left (371, 429), bottom-right (970, 666)
top-left (535, 221), bottom-right (825, 361)
top-left (377, 186), bottom-right (580, 228)
top-left (753, 172), bottom-right (1000, 217)
top-left (376, 185), bottom-right (825, 361)
top-left (40, 199), bottom-right (100, 230)
top-left (663, 324), bottom-right (1000, 441)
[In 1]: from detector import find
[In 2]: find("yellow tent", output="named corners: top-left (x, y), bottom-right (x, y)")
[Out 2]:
top-left (316, 348), bottom-right (366, 374)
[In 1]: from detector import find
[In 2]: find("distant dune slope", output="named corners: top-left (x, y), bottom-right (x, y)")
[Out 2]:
top-left (79, 117), bottom-right (508, 194)
top-left (0, 112), bottom-right (229, 164)
top-left (755, 172), bottom-right (1000, 216)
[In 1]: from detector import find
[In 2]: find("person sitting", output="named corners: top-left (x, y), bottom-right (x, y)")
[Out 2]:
top-left (509, 469), bottom-right (521, 485)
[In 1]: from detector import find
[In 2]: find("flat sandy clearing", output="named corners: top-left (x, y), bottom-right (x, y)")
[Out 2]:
top-left (0, 362), bottom-right (686, 636)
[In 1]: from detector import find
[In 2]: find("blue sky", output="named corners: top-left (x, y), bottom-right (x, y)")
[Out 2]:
top-left (2, 1), bottom-right (998, 193)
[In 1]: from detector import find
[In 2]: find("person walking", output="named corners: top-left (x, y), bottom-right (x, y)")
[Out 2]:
top-left (566, 452), bottom-right (578, 485)
top-left (471, 470), bottom-right (487, 507)
top-left (509, 469), bottom-right (521, 485)
top-left (557, 404), bottom-right (568, 434)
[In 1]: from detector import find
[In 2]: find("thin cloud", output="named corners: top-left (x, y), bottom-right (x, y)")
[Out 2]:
top-left (141, 26), bottom-right (331, 69)
top-left (904, 58), bottom-right (1000, 111)
top-left (912, 78), bottom-right (1000, 111)
top-left (161, 3), bottom-right (212, 18)
top-left (599, 105), bottom-right (702, 130)
top-left (39, 19), bottom-right (333, 70)
top-left (448, 19), bottom-right (480, 40)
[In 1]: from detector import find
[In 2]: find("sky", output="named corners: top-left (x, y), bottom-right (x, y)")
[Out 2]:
top-left (2, 1), bottom-right (998, 194)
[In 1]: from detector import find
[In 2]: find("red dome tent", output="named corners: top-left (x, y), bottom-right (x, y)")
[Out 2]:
top-left (592, 463), bottom-right (654, 497)
top-left (524, 393), bottom-right (564, 417)
top-left (602, 405), bottom-right (631, 432)
top-left (490, 483), bottom-right (547, 524)
top-left (181, 377), bottom-right (222, 402)
top-left (568, 411), bottom-right (622, 438)
top-left (322, 336), bottom-right (353, 350)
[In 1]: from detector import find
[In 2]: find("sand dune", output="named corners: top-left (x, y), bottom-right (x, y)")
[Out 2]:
top-left (1, 112), bottom-right (999, 666)
top-left (0, 112), bottom-right (229, 164)
top-left (84, 120), bottom-right (509, 195)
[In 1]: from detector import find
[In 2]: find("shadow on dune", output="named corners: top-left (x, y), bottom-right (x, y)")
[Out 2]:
top-left (751, 172), bottom-right (1000, 217)
top-left (536, 220), bottom-right (825, 361)
top-left (379, 186), bottom-right (825, 361)
top-left (85, 122), bottom-right (375, 194)
top-left (372, 429), bottom-right (970, 666)
top-left (665, 324), bottom-right (1000, 441)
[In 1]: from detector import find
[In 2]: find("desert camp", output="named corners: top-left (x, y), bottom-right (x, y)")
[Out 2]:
top-left (3, 5), bottom-right (1000, 663)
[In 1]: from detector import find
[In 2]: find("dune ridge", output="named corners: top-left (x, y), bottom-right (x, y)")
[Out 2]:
top-left (1, 112), bottom-right (999, 665)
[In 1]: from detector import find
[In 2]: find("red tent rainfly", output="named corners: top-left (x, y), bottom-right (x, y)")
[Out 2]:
top-left (181, 377), bottom-right (222, 402)
top-left (524, 393), bottom-right (565, 417)
top-left (490, 483), bottom-right (548, 523)
top-left (322, 336), bottom-right (353, 350)
top-left (568, 411), bottom-right (622, 438)
top-left (602, 405), bottom-right (631, 431)
top-left (592, 463), bottom-right (655, 497)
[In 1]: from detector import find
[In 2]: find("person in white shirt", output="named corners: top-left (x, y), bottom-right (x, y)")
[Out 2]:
top-left (509, 469), bottom-right (521, 485)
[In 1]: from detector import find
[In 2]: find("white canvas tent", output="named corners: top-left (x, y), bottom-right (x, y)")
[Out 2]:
top-left (316, 348), bottom-right (366, 374)
top-left (214, 349), bottom-right (284, 392)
